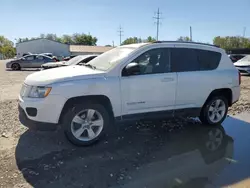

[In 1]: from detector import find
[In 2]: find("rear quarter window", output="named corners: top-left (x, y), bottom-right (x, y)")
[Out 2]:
top-left (196, 49), bottom-right (221, 70)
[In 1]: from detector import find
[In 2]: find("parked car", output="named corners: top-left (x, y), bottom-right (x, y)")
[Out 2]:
top-left (40, 53), bottom-right (53, 57)
top-left (234, 55), bottom-right (250, 74)
top-left (6, 54), bottom-right (55, 70)
top-left (41, 55), bottom-right (97, 70)
top-left (228, 54), bottom-right (245, 63)
top-left (63, 55), bottom-right (77, 61)
top-left (18, 41), bottom-right (240, 146)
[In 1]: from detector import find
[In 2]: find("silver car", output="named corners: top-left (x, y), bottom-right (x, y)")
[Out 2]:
top-left (6, 54), bottom-right (54, 70)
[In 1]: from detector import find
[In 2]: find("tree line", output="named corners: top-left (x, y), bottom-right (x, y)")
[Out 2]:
top-left (2, 34), bottom-right (250, 59)
top-left (17, 33), bottom-right (98, 46)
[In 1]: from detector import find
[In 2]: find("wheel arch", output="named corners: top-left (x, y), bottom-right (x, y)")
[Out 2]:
top-left (58, 95), bottom-right (114, 124)
top-left (204, 88), bottom-right (233, 107)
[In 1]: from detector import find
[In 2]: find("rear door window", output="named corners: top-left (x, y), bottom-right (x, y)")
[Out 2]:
top-left (26, 55), bottom-right (35, 61)
top-left (36, 56), bottom-right (44, 60)
top-left (171, 48), bottom-right (199, 72)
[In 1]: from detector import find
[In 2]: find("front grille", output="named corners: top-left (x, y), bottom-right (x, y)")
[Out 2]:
top-left (239, 70), bottom-right (249, 74)
top-left (235, 65), bottom-right (250, 68)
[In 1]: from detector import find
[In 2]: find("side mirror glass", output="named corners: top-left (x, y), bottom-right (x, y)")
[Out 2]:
top-left (125, 62), bottom-right (140, 76)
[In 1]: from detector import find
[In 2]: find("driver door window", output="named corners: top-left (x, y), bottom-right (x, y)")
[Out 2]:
top-left (122, 48), bottom-right (170, 76)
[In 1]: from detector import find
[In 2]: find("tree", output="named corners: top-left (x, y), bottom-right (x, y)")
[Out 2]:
top-left (105, 45), bottom-right (112, 47)
top-left (146, 36), bottom-right (156, 42)
top-left (177, 36), bottom-right (191, 41)
top-left (213, 36), bottom-right (250, 49)
top-left (0, 36), bottom-right (15, 59)
top-left (122, 37), bottom-right (142, 45)
top-left (61, 34), bottom-right (74, 44)
top-left (72, 33), bottom-right (97, 45)
top-left (15, 33), bottom-right (98, 45)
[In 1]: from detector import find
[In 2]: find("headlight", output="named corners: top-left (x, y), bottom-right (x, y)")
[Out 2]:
top-left (28, 86), bottom-right (52, 98)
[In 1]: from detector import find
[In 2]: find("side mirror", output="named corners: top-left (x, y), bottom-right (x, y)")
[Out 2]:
top-left (125, 62), bottom-right (140, 76)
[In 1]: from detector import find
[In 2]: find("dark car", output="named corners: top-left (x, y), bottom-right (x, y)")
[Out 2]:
top-left (228, 54), bottom-right (245, 63)
top-left (6, 54), bottom-right (55, 70)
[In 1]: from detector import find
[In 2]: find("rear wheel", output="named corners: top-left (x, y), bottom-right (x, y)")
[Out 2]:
top-left (11, 63), bottom-right (21, 71)
top-left (200, 96), bottom-right (228, 125)
top-left (63, 103), bottom-right (110, 146)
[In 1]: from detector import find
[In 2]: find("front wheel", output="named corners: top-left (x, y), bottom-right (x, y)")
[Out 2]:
top-left (200, 96), bottom-right (228, 125)
top-left (63, 103), bottom-right (110, 146)
top-left (11, 63), bottom-right (21, 71)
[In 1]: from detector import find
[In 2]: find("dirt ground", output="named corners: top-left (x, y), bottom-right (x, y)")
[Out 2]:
top-left (0, 60), bottom-right (250, 188)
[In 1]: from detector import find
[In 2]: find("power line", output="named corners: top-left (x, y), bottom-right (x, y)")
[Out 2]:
top-left (153, 8), bottom-right (162, 41)
top-left (117, 25), bottom-right (124, 45)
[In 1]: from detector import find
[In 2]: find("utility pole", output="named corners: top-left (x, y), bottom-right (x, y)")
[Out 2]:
top-left (153, 8), bottom-right (162, 41)
top-left (117, 25), bottom-right (124, 45)
top-left (112, 41), bottom-right (114, 47)
top-left (190, 26), bottom-right (193, 41)
top-left (243, 27), bottom-right (246, 38)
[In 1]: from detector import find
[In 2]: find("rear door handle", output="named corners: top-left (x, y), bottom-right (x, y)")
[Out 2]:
top-left (161, 77), bottom-right (174, 82)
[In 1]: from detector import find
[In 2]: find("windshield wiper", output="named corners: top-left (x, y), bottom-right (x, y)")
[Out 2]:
top-left (84, 64), bottom-right (96, 70)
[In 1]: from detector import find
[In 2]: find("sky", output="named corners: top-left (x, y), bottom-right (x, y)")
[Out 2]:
top-left (1, 0), bottom-right (250, 46)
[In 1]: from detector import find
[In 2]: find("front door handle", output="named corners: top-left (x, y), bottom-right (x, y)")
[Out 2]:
top-left (161, 77), bottom-right (174, 82)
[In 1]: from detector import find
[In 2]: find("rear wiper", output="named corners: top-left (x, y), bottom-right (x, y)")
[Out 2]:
top-left (85, 64), bottom-right (96, 70)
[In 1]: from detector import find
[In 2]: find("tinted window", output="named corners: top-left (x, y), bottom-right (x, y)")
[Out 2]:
top-left (36, 56), bottom-right (44, 60)
top-left (171, 48), bottom-right (199, 72)
top-left (122, 48), bottom-right (170, 76)
top-left (81, 56), bottom-right (96, 64)
top-left (197, 50), bottom-right (221, 70)
top-left (26, 55), bottom-right (35, 60)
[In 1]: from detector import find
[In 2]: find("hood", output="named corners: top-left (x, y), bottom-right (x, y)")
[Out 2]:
top-left (234, 60), bottom-right (250, 66)
top-left (25, 66), bottom-right (105, 86)
top-left (42, 61), bottom-right (65, 67)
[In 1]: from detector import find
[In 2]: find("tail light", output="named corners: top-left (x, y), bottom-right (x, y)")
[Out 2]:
top-left (238, 71), bottom-right (241, 85)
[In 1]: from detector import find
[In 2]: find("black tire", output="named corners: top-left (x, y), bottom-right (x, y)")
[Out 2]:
top-left (11, 63), bottom-right (21, 71)
top-left (63, 102), bottom-right (110, 146)
top-left (200, 96), bottom-right (228, 125)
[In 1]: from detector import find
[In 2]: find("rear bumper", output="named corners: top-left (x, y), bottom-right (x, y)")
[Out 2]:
top-left (18, 104), bottom-right (58, 131)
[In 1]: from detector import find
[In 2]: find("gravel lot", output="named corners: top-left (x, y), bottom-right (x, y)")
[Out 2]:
top-left (0, 59), bottom-right (250, 187)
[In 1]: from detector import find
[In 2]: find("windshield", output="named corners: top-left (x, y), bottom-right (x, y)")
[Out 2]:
top-left (238, 55), bottom-right (250, 62)
top-left (64, 56), bottom-right (85, 65)
top-left (86, 47), bottom-right (136, 71)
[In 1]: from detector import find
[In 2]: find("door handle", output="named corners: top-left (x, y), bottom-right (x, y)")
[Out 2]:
top-left (161, 77), bottom-right (174, 82)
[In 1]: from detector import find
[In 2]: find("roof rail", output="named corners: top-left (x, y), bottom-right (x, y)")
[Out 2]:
top-left (153, 41), bottom-right (220, 48)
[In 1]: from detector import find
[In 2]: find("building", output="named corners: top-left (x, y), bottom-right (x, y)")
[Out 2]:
top-left (69, 45), bottom-right (113, 56)
top-left (16, 38), bottom-right (113, 58)
top-left (16, 38), bottom-right (70, 58)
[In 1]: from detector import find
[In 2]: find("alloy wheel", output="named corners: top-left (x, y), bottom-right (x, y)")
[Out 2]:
top-left (70, 109), bottom-right (104, 141)
top-left (208, 99), bottom-right (226, 123)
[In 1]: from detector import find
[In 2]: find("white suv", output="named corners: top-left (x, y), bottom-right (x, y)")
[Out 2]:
top-left (18, 42), bottom-right (240, 146)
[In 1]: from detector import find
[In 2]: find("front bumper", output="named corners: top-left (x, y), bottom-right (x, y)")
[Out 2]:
top-left (18, 104), bottom-right (58, 131)
top-left (235, 66), bottom-right (250, 74)
top-left (18, 94), bottom-right (67, 124)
